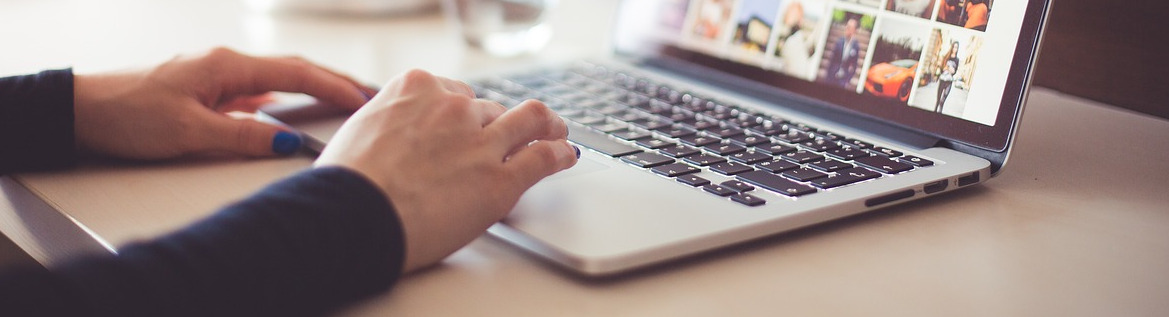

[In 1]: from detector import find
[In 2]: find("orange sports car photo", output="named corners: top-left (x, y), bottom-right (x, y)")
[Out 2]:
top-left (864, 59), bottom-right (918, 102)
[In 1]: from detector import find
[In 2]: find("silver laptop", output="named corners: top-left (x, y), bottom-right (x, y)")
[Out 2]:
top-left (263, 0), bottom-right (1051, 276)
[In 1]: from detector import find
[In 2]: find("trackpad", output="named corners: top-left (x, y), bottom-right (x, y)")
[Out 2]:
top-left (542, 156), bottom-right (609, 182)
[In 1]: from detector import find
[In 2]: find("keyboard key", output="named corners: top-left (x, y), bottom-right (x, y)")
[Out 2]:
top-left (816, 131), bottom-right (846, 141)
top-left (703, 184), bottom-right (737, 197)
top-left (621, 152), bottom-right (675, 168)
top-left (781, 167), bottom-right (829, 182)
top-left (710, 162), bottom-right (754, 175)
top-left (659, 144), bottom-right (701, 158)
top-left (704, 143), bottom-right (747, 156)
top-left (683, 154), bottom-right (727, 166)
top-left (801, 138), bottom-right (841, 152)
top-left (611, 129), bottom-right (652, 141)
top-left (595, 103), bottom-right (630, 115)
top-left (720, 180), bottom-right (755, 192)
top-left (809, 167), bottom-right (882, 189)
top-left (730, 193), bottom-right (766, 206)
top-left (687, 120), bottom-right (719, 131)
top-left (756, 158), bottom-right (800, 173)
top-left (658, 126), bottom-right (698, 138)
top-left (636, 138), bottom-right (676, 149)
top-left (748, 125), bottom-right (785, 136)
top-left (899, 155), bottom-right (934, 167)
top-left (728, 134), bottom-right (770, 147)
top-left (729, 151), bottom-right (772, 164)
top-left (567, 124), bottom-right (642, 157)
top-left (572, 114), bottom-right (607, 125)
top-left (783, 122), bottom-right (817, 132)
top-left (651, 163), bottom-right (701, 177)
top-left (854, 156), bottom-right (914, 174)
top-left (679, 134), bottom-right (720, 147)
top-left (827, 147), bottom-right (871, 161)
top-left (707, 127), bottom-right (745, 138)
top-left (724, 117), bottom-right (760, 129)
top-left (659, 111), bottom-right (692, 123)
top-left (871, 146), bottom-right (903, 157)
top-left (737, 170), bottom-right (817, 197)
top-left (676, 175), bottom-right (711, 187)
top-left (629, 118), bottom-right (671, 130)
top-left (779, 150), bottom-right (824, 164)
top-left (754, 142), bottom-right (797, 155)
top-left (808, 159), bottom-right (854, 172)
top-left (592, 122), bottom-right (628, 133)
top-left (842, 138), bottom-right (874, 149)
top-left (776, 130), bottom-right (814, 143)
top-left (610, 111), bottom-right (644, 122)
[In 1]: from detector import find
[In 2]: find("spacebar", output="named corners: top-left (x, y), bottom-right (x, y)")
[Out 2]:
top-left (567, 124), bottom-right (642, 157)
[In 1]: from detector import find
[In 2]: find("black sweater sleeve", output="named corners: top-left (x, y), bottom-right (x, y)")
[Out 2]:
top-left (0, 167), bottom-right (406, 316)
top-left (0, 69), bottom-right (77, 174)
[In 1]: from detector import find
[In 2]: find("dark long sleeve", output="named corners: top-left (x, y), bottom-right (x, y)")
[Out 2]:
top-left (0, 167), bottom-right (406, 316)
top-left (0, 69), bottom-right (77, 174)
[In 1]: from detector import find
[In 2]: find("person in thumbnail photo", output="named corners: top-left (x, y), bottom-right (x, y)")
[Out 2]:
top-left (774, 0), bottom-right (824, 80)
top-left (935, 41), bottom-right (961, 112)
top-left (938, 0), bottom-right (992, 31)
top-left (911, 30), bottom-right (983, 117)
top-left (691, 0), bottom-right (734, 40)
top-left (819, 11), bottom-right (873, 90)
top-left (732, 0), bottom-right (781, 52)
top-left (886, 0), bottom-right (935, 19)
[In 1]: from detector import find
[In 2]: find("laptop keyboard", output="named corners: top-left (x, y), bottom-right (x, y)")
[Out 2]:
top-left (470, 63), bottom-right (934, 207)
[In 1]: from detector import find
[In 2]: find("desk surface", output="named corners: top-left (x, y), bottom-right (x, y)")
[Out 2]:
top-left (3, 1), bottom-right (1169, 316)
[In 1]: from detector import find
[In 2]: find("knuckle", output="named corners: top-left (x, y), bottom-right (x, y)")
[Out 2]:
top-left (203, 46), bottom-right (239, 63)
top-left (519, 101), bottom-right (559, 135)
top-left (519, 100), bottom-right (553, 120)
top-left (394, 69), bottom-right (436, 92)
top-left (529, 143), bottom-right (562, 165)
top-left (401, 69), bottom-right (433, 83)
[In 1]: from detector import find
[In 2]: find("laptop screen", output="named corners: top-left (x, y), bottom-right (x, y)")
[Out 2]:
top-left (613, 0), bottom-right (1048, 152)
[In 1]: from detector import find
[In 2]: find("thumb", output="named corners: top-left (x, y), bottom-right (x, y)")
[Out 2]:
top-left (204, 114), bottom-right (303, 156)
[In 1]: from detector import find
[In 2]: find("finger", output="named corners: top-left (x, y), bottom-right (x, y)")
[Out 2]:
top-left (472, 98), bottom-right (507, 126)
top-left (503, 140), bottom-right (579, 188)
top-left (206, 48), bottom-right (370, 110)
top-left (199, 112), bottom-right (303, 156)
top-left (433, 76), bottom-right (476, 97)
top-left (483, 100), bottom-right (567, 154)
top-left (217, 93), bottom-right (276, 113)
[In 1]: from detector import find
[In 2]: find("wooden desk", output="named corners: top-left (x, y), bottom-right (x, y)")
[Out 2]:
top-left (3, 1), bottom-right (1168, 316)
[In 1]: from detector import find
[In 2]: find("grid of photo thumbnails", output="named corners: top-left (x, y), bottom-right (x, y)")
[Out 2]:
top-left (661, 0), bottom-right (995, 119)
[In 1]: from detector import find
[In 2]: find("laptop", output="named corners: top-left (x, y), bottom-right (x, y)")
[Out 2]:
top-left (262, 0), bottom-right (1051, 276)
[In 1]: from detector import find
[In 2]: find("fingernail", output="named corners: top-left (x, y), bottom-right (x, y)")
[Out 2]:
top-left (573, 145), bottom-right (581, 159)
top-left (272, 131), bottom-right (302, 156)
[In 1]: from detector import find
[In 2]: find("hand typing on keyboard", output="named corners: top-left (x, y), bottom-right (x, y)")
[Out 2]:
top-left (316, 69), bottom-right (579, 273)
top-left (471, 63), bottom-right (935, 207)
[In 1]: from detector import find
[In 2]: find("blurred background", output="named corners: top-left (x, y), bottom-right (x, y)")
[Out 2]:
top-left (1031, 0), bottom-right (1169, 120)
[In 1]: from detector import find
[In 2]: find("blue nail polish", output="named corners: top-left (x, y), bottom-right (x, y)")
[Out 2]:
top-left (272, 131), bottom-right (302, 155)
top-left (573, 145), bottom-right (581, 159)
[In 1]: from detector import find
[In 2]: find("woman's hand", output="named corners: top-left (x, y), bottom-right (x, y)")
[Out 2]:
top-left (73, 47), bottom-right (375, 159)
top-left (315, 69), bottom-right (578, 273)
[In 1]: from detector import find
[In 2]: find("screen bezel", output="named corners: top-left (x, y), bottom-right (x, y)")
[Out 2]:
top-left (612, 0), bottom-right (1051, 153)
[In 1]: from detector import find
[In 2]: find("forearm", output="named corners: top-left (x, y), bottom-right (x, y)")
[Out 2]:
top-left (0, 69), bottom-right (77, 174)
top-left (0, 167), bottom-right (405, 316)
